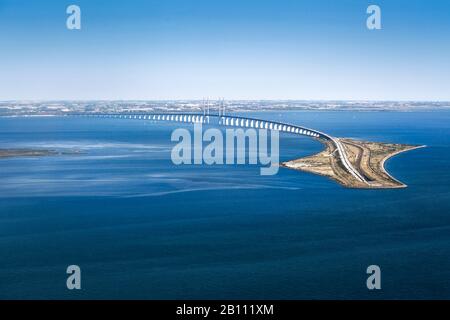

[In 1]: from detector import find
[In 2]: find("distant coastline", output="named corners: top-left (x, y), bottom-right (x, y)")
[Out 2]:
top-left (1, 100), bottom-right (450, 117)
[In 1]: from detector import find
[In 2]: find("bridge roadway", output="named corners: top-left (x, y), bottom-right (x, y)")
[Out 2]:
top-left (70, 113), bottom-right (367, 184)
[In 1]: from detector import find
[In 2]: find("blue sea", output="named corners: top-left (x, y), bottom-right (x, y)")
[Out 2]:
top-left (0, 111), bottom-right (449, 299)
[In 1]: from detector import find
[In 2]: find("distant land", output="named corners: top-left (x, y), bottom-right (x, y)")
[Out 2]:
top-left (0, 100), bottom-right (449, 116)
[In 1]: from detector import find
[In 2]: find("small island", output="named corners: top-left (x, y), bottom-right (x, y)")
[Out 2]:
top-left (0, 149), bottom-right (81, 159)
top-left (0, 149), bottom-right (57, 158)
top-left (282, 138), bottom-right (425, 189)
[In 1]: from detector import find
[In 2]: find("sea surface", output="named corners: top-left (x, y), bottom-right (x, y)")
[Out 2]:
top-left (0, 111), bottom-right (449, 299)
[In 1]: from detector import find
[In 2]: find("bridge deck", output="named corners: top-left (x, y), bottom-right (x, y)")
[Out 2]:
top-left (68, 113), bottom-right (367, 184)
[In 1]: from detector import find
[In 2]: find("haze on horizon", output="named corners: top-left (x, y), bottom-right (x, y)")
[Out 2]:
top-left (0, 0), bottom-right (449, 101)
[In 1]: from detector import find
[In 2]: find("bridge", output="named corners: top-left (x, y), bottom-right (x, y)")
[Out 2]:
top-left (71, 113), bottom-right (368, 184)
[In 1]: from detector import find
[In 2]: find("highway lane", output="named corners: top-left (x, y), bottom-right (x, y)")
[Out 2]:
top-left (332, 138), bottom-right (368, 184)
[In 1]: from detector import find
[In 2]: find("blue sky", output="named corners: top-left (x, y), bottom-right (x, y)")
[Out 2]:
top-left (0, 0), bottom-right (449, 100)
